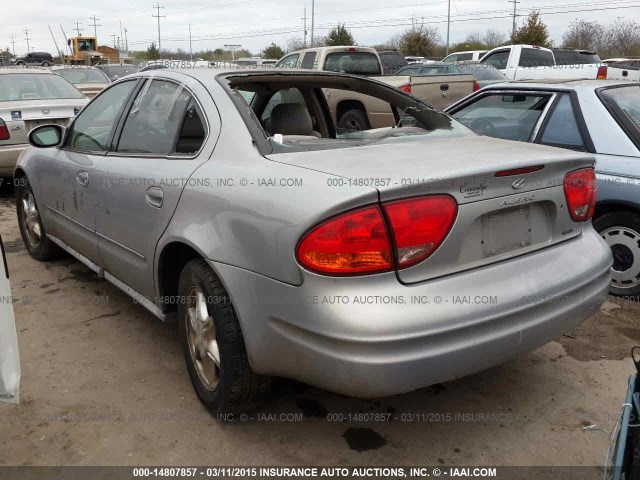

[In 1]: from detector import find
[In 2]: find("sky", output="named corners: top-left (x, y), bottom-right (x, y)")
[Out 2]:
top-left (3, 0), bottom-right (639, 56)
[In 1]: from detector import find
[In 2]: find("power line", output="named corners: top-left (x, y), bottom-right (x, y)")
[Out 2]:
top-left (152, 4), bottom-right (166, 54)
top-left (89, 15), bottom-right (101, 38)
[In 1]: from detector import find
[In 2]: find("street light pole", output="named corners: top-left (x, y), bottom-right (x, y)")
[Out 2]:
top-left (310, 0), bottom-right (315, 47)
top-left (446, 0), bottom-right (451, 56)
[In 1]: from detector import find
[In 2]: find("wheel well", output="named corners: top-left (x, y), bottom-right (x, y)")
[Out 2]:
top-left (158, 242), bottom-right (202, 313)
top-left (14, 168), bottom-right (25, 180)
top-left (336, 100), bottom-right (368, 124)
top-left (594, 202), bottom-right (640, 221)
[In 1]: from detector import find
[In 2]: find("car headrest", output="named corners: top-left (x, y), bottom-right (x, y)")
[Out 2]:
top-left (270, 103), bottom-right (313, 136)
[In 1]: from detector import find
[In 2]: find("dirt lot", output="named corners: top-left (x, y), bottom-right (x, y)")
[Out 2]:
top-left (1, 182), bottom-right (639, 469)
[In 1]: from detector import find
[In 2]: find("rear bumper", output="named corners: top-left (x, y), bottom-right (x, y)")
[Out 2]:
top-left (0, 144), bottom-right (28, 177)
top-left (213, 228), bottom-right (612, 398)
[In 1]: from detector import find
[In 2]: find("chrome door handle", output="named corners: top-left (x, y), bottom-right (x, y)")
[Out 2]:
top-left (146, 187), bottom-right (164, 208)
top-left (76, 171), bottom-right (89, 187)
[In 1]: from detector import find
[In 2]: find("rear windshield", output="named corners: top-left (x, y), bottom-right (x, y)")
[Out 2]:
top-left (519, 48), bottom-right (555, 68)
top-left (0, 73), bottom-right (85, 101)
top-left (553, 50), bottom-right (601, 65)
top-left (456, 64), bottom-right (506, 80)
top-left (54, 68), bottom-right (109, 84)
top-left (601, 85), bottom-right (640, 134)
top-left (378, 52), bottom-right (408, 75)
top-left (101, 65), bottom-right (137, 79)
top-left (323, 52), bottom-right (382, 75)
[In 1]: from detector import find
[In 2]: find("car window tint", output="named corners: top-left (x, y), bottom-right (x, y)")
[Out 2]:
top-left (66, 80), bottom-right (137, 152)
top-left (451, 93), bottom-right (552, 141)
top-left (277, 54), bottom-right (299, 68)
top-left (301, 52), bottom-right (317, 69)
top-left (539, 94), bottom-right (585, 149)
top-left (174, 99), bottom-right (207, 155)
top-left (117, 80), bottom-right (193, 155)
top-left (483, 50), bottom-right (509, 70)
top-left (519, 48), bottom-right (555, 68)
top-left (457, 53), bottom-right (473, 61)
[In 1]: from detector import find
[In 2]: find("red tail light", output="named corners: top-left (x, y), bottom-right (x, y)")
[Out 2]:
top-left (297, 195), bottom-right (459, 275)
top-left (564, 168), bottom-right (597, 222)
top-left (399, 84), bottom-right (412, 94)
top-left (597, 65), bottom-right (608, 80)
top-left (297, 206), bottom-right (393, 275)
top-left (473, 80), bottom-right (480, 92)
top-left (495, 165), bottom-right (544, 177)
top-left (0, 120), bottom-right (10, 141)
top-left (383, 195), bottom-right (458, 269)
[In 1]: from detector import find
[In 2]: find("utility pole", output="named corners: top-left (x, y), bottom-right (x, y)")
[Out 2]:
top-left (224, 44), bottom-right (241, 61)
top-left (9, 34), bottom-right (17, 56)
top-left (189, 23), bottom-right (193, 61)
top-left (509, 0), bottom-right (521, 38)
top-left (73, 20), bottom-right (82, 36)
top-left (446, 0), bottom-right (451, 56)
top-left (89, 15), bottom-right (101, 38)
top-left (110, 34), bottom-right (118, 49)
top-left (152, 4), bottom-right (166, 56)
top-left (310, 0), bottom-right (315, 47)
top-left (23, 28), bottom-right (31, 54)
top-left (124, 28), bottom-right (129, 52)
top-left (302, 5), bottom-right (308, 48)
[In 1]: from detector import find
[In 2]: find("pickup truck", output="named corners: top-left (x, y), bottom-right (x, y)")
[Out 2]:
top-left (276, 46), bottom-right (475, 130)
top-left (480, 44), bottom-right (609, 81)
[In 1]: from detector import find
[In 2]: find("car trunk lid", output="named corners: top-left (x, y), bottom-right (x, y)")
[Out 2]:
top-left (268, 135), bottom-right (596, 283)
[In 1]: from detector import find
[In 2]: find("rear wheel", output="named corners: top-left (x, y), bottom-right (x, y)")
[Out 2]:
top-left (338, 109), bottom-right (370, 131)
top-left (177, 259), bottom-right (270, 413)
top-left (16, 179), bottom-right (60, 261)
top-left (41, 61), bottom-right (50, 67)
top-left (593, 211), bottom-right (640, 297)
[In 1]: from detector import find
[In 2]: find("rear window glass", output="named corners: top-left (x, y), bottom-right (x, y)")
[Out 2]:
top-left (456, 64), bottom-right (506, 80)
top-left (54, 68), bottom-right (109, 84)
top-left (519, 48), bottom-right (555, 68)
top-left (323, 52), bottom-right (382, 75)
top-left (553, 50), bottom-right (601, 65)
top-left (301, 52), bottom-right (317, 70)
top-left (0, 73), bottom-right (85, 101)
top-left (601, 85), bottom-right (640, 132)
top-left (539, 94), bottom-right (585, 149)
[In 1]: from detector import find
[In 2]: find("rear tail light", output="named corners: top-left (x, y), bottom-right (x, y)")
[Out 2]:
top-left (597, 65), bottom-right (608, 80)
top-left (473, 80), bottom-right (480, 92)
top-left (383, 196), bottom-right (458, 269)
top-left (297, 195), bottom-right (458, 275)
top-left (0, 120), bottom-right (9, 141)
top-left (495, 165), bottom-right (544, 177)
top-left (296, 206), bottom-right (393, 275)
top-left (399, 84), bottom-right (412, 94)
top-left (564, 168), bottom-right (597, 222)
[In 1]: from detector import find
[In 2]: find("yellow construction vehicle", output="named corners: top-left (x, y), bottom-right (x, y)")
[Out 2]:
top-left (64, 36), bottom-right (104, 65)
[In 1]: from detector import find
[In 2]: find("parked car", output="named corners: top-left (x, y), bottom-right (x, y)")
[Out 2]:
top-left (0, 68), bottom-right (88, 179)
top-left (552, 48), bottom-right (601, 65)
top-left (276, 46), bottom-right (475, 125)
top-left (51, 66), bottom-right (110, 98)
top-left (0, 234), bottom-right (19, 404)
top-left (442, 50), bottom-right (488, 63)
top-left (12, 52), bottom-right (54, 67)
top-left (17, 68), bottom-right (611, 412)
top-left (395, 61), bottom-right (507, 90)
top-left (98, 63), bottom-right (138, 82)
top-left (446, 80), bottom-right (640, 296)
top-left (480, 45), bottom-right (609, 80)
top-left (377, 49), bottom-right (408, 74)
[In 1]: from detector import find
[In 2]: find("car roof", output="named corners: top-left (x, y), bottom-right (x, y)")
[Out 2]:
top-left (476, 79), bottom-right (633, 91)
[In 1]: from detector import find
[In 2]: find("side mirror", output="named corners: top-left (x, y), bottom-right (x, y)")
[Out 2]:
top-left (29, 125), bottom-right (64, 148)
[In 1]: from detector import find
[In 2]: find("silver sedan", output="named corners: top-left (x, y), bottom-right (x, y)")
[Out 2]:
top-left (15, 69), bottom-right (612, 412)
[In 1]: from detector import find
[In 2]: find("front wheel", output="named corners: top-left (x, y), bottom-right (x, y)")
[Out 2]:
top-left (16, 179), bottom-right (60, 261)
top-left (177, 259), bottom-right (270, 413)
top-left (338, 109), bottom-right (370, 131)
top-left (593, 211), bottom-right (640, 297)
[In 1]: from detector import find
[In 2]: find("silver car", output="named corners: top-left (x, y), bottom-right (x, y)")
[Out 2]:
top-left (446, 80), bottom-right (640, 296)
top-left (16, 69), bottom-right (612, 412)
top-left (0, 68), bottom-right (88, 178)
top-left (0, 234), bottom-right (20, 404)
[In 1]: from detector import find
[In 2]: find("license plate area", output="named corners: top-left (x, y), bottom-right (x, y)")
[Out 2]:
top-left (482, 206), bottom-right (532, 257)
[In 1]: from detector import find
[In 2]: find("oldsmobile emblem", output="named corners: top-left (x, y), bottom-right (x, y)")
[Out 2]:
top-left (512, 178), bottom-right (525, 190)
top-left (42, 108), bottom-right (50, 115)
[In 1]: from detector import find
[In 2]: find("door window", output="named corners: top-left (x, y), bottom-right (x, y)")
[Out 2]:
top-left (116, 80), bottom-right (204, 156)
top-left (456, 53), bottom-right (473, 61)
top-left (276, 54), bottom-right (299, 69)
top-left (539, 94), bottom-right (585, 149)
top-left (65, 80), bottom-right (137, 152)
top-left (482, 50), bottom-right (509, 70)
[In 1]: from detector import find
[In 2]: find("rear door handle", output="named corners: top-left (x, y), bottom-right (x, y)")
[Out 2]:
top-left (76, 171), bottom-right (89, 187)
top-left (146, 187), bottom-right (164, 208)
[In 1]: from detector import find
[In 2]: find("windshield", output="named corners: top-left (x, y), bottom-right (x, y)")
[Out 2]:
top-left (0, 73), bottom-right (85, 101)
top-left (323, 52), bottom-right (382, 75)
top-left (456, 64), bottom-right (507, 80)
top-left (602, 85), bottom-right (640, 133)
top-left (55, 68), bottom-right (109, 84)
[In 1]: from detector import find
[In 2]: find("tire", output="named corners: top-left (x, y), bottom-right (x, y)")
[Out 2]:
top-left (177, 258), bottom-right (270, 413)
top-left (15, 178), bottom-right (60, 261)
top-left (338, 108), bottom-right (370, 131)
top-left (593, 211), bottom-right (640, 297)
top-left (41, 61), bottom-right (50, 67)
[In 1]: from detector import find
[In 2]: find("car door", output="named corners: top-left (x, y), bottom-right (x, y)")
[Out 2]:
top-left (36, 79), bottom-right (139, 266)
top-left (0, 234), bottom-right (19, 404)
top-left (95, 77), bottom-right (219, 301)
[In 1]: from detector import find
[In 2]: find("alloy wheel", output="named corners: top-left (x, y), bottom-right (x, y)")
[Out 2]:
top-left (21, 191), bottom-right (43, 249)
top-left (601, 226), bottom-right (640, 290)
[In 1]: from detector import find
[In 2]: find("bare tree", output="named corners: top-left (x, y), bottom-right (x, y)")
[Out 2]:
top-left (284, 36), bottom-right (306, 53)
top-left (562, 20), bottom-right (603, 51)
top-left (483, 29), bottom-right (506, 48)
top-left (607, 18), bottom-right (640, 56)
